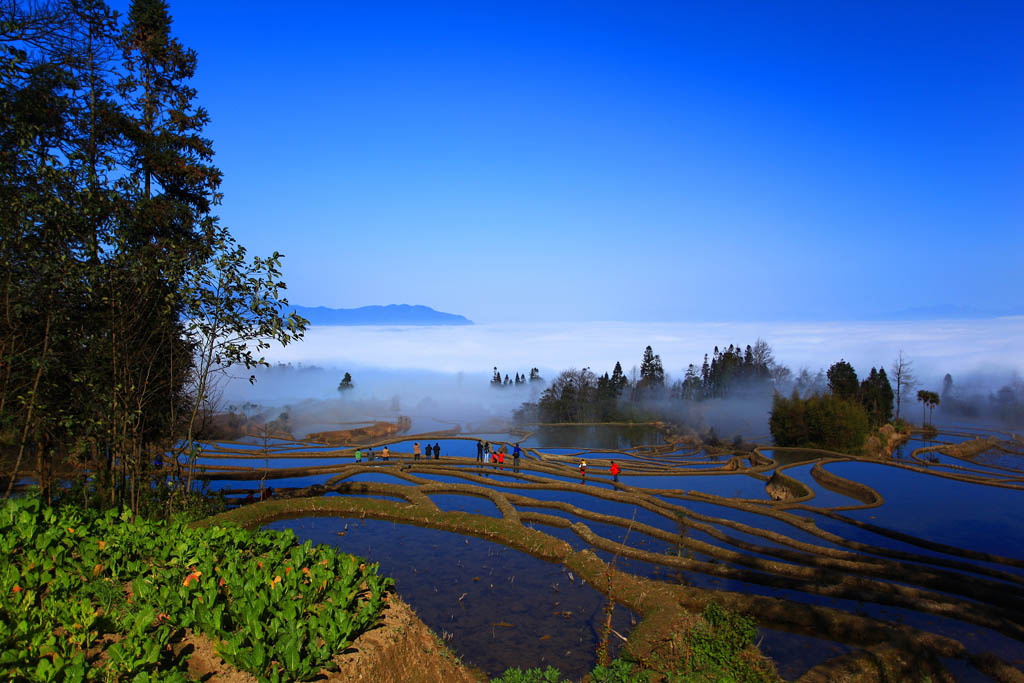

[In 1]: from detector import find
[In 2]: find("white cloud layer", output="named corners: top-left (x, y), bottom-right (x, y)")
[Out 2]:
top-left (261, 317), bottom-right (1024, 382)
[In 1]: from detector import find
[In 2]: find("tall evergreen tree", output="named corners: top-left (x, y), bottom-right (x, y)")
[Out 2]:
top-left (338, 372), bottom-right (353, 392)
top-left (681, 364), bottom-right (702, 400)
top-left (638, 345), bottom-right (665, 395)
top-left (700, 354), bottom-right (710, 397)
top-left (941, 373), bottom-right (954, 399)
top-left (858, 367), bottom-right (894, 426)
top-left (609, 361), bottom-right (627, 397)
top-left (827, 360), bottom-right (859, 400)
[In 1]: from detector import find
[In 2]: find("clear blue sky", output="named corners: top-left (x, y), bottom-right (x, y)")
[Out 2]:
top-left (125, 1), bottom-right (1023, 322)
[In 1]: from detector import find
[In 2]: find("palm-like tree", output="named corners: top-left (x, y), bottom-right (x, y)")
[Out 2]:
top-left (917, 390), bottom-right (940, 426)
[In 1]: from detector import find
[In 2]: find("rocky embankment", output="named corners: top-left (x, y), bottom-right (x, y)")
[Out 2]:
top-left (862, 423), bottom-right (911, 458)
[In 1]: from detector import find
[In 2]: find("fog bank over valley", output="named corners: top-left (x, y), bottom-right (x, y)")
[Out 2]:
top-left (217, 318), bottom-right (1024, 439)
top-left (254, 318), bottom-right (1024, 380)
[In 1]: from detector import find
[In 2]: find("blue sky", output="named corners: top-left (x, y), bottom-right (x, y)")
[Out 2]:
top-left (127, 1), bottom-right (1023, 322)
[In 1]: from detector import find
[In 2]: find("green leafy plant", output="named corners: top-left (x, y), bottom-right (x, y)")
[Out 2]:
top-left (678, 602), bottom-right (772, 683)
top-left (492, 665), bottom-right (566, 683)
top-left (0, 496), bottom-right (392, 681)
top-left (591, 657), bottom-right (649, 682)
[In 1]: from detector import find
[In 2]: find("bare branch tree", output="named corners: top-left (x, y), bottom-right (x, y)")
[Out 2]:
top-left (890, 350), bottom-right (917, 420)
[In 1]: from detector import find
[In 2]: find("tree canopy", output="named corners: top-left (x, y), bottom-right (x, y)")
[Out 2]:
top-left (0, 0), bottom-right (305, 510)
top-left (826, 360), bottom-right (859, 400)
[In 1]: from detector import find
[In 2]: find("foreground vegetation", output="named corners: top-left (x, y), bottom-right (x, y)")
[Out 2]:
top-left (0, 496), bottom-right (391, 681)
top-left (493, 602), bottom-right (774, 683)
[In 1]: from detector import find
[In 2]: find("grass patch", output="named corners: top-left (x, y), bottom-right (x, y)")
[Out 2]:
top-left (493, 603), bottom-right (776, 683)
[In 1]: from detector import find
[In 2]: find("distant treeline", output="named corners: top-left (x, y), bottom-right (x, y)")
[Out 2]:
top-left (512, 341), bottom-right (968, 453)
top-left (938, 373), bottom-right (1024, 425)
top-left (514, 341), bottom-right (796, 424)
top-left (490, 367), bottom-right (543, 387)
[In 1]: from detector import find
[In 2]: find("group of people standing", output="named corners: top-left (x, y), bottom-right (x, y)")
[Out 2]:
top-left (353, 443), bottom-right (440, 462)
top-left (476, 441), bottom-right (522, 471)
top-left (348, 441), bottom-right (622, 483)
top-left (413, 442), bottom-right (441, 460)
top-left (353, 447), bottom-right (385, 463)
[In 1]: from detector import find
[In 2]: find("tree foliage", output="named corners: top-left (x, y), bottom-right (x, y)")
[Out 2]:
top-left (859, 367), bottom-right (894, 427)
top-left (536, 368), bottom-right (597, 422)
top-left (637, 345), bottom-right (665, 396)
top-left (337, 372), bottom-right (354, 392)
top-left (826, 360), bottom-right (858, 400)
top-left (674, 339), bottom-right (788, 400)
top-left (917, 390), bottom-right (940, 426)
top-left (770, 391), bottom-right (871, 453)
top-left (0, 0), bottom-right (305, 511)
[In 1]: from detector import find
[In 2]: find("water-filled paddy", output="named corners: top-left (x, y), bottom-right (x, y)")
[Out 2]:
top-left (264, 516), bottom-right (634, 679)
top-left (201, 423), bottom-right (1024, 680)
top-left (186, 454), bottom-right (350, 468)
top-left (427, 493), bottom-right (503, 517)
top-left (824, 460), bottom-right (1024, 558)
top-left (781, 464), bottom-right (858, 508)
top-left (619, 472), bottom-right (770, 499)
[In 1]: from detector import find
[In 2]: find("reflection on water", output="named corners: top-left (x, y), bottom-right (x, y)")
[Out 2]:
top-left (522, 424), bottom-right (665, 450)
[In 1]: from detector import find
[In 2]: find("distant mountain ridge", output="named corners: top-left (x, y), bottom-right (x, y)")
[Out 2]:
top-left (291, 304), bottom-right (473, 326)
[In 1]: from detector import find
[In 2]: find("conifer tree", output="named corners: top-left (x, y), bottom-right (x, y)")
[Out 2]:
top-left (338, 372), bottom-right (353, 392)
top-left (827, 360), bottom-right (859, 400)
top-left (941, 373), bottom-right (954, 399)
top-left (858, 367), bottom-right (894, 426)
top-left (638, 346), bottom-right (665, 394)
top-left (701, 354), bottom-right (710, 396)
top-left (609, 361), bottom-right (627, 397)
top-left (681, 365), bottom-right (702, 400)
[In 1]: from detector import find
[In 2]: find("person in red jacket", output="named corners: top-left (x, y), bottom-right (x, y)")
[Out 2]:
top-left (609, 460), bottom-right (620, 483)
top-left (498, 451), bottom-right (505, 471)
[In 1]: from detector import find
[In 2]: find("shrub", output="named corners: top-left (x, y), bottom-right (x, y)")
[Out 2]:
top-left (683, 602), bottom-right (774, 683)
top-left (770, 390), bottom-right (871, 453)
